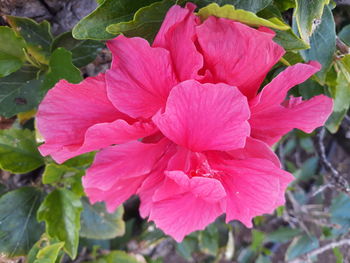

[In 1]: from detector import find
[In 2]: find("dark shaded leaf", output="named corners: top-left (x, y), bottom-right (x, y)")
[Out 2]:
top-left (72, 0), bottom-right (159, 40)
top-left (0, 65), bottom-right (42, 118)
top-left (267, 227), bottom-right (302, 243)
top-left (80, 198), bottom-right (125, 239)
top-left (330, 193), bottom-right (350, 235)
top-left (52, 32), bottom-right (104, 67)
top-left (107, 0), bottom-right (174, 43)
top-left (0, 187), bottom-right (44, 256)
top-left (0, 26), bottom-right (26, 77)
top-left (300, 5), bottom-right (336, 83)
top-left (339, 24), bottom-right (350, 46)
top-left (0, 129), bottom-right (44, 173)
top-left (285, 234), bottom-right (319, 260)
top-left (294, 0), bottom-right (329, 43)
top-left (6, 16), bottom-right (53, 64)
top-left (198, 224), bottom-right (219, 256)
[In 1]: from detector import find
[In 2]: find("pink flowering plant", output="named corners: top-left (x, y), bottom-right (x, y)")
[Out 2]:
top-left (1, 1), bottom-right (350, 262)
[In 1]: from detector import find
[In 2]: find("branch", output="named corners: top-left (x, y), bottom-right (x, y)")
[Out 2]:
top-left (315, 127), bottom-right (350, 195)
top-left (288, 238), bottom-right (350, 263)
top-left (336, 37), bottom-right (349, 55)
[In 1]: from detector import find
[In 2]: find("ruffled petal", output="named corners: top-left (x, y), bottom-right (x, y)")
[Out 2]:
top-left (153, 80), bottom-right (250, 152)
top-left (196, 17), bottom-right (285, 98)
top-left (153, 3), bottom-right (196, 47)
top-left (149, 171), bottom-right (226, 242)
top-left (250, 62), bottom-right (321, 110)
top-left (228, 137), bottom-right (281, 167)
top-left (250, 62), bottom-right (333, 145)
top-left (106, 35), bottom-right (178, 119)
top-left (83, 139), bottom-right (170, 212)
top-left (37, 74), bottom-right (154, 163)
top-left (215, 159), bottom-right (294, 227)
top-left (137, 143), bottom-right (177, 218)
top-left (250, 95), bottom-right (333, 145)
top-left (153, 3), bottom-right (203, 81)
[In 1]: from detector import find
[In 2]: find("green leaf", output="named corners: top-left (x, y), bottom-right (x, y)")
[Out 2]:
top-left (267, 227), bottom-right (302, 243)
top-left (51, 32), bottom-right (104, 67)
top-left (298, 79), bottom-right (325, 100)
top-left (42, 48), bottom-right (82, 92)
top-left (0, 129), bottom-right (44, 173)
top-left (34, 242), bottom-right (64, 263)
top-left (72, 0), bottom-right (159, 40)
top-left (198, 224), bottom-right (219, 256)
top-left (0, 26), bottom-right (26, 77)
top-left (300, 5), bottom-right (336, 83)
top-left (256, 255), bottom-right (271, 263)
top-left (273, 0), bottom-right (295, 11)
top-left (0, 187), bottom-right (44, 256)
top-left (107, 0), bottom-right (174, 43)
top-left (6, 16), bottom-right (53, 65)
top-left (294, 0), bottom-right (329, 43)
top-left (330, 193), bottom-right (350, 234)
top-left (80, 198), bottom-right (125, 239)
top-left (0, 65), bottom-right (43, 118)
top-left (294, 156), bottom-right (319, 181)
top-left (339, 24), bottom-right (350, 46)
top-left (37, 189), bottom-right (83, 259)
top-left (274, 29), bottom-right (309, 51)
top-left (326, 57), bottom-right (350, 133)
top-left (176, 236), bottom-right (198, 260)
top-left (251, 230), bottom-right (265, 252)
top-left (285, 234), bottom-right (319, 261)
top-left (0, 183), bottom-right (6, 196)
top-left (333, 247), bottom-right (344, 263)
top-left (197, 3), bottom-right (289, 30)
top-left (62, 152), bottom-right (95, 168)
top-left (92, 250), bottom-right (140, 263)
top-left (42, 163), bottom-right (84, 196)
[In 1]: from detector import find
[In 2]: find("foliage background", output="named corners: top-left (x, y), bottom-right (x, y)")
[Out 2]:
top-left (1, 0), bottom-right (350, 262)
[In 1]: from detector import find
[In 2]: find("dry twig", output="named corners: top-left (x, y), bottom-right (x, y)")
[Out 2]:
top-left (315, 127), bottom-right (350, 195)
top-left (287, 238), bottom-right (350, 263)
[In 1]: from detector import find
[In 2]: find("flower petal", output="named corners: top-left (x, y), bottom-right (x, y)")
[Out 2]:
top-left (196, 17), bottom-right (284, 98)
top-left (83, 139), bottom-right (170, 212)
top-left (106, 36), bottom-right (178, 119)
top-left (137, 143), bottom-right (177, 218)
top-left (250, 95), bottom-right (333, 145)
top-left (153, 80), bottom-right (250, 152)
top-left (228, 137), bottom-right (281, 167)
top-left (250, 62), bottom-right (333, 145)
top-left (250, 62), bottom-right (321, 110)
top-left (149, 171), bottom-right (226, 242)
top-left (153, 3), bottom-right (196, 47)
top-left (37, 74), bottom-right (154, 163)
top-left (216, 159), bottom-right (294, 227)
top-left (153, 3), bottom-right (203, 81)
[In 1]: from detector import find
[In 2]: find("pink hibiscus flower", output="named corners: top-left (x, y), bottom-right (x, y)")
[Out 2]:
top-left (36, 3), bottom-right (333, 241)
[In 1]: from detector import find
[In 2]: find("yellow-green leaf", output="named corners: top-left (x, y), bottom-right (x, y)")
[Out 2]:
top-left (197, 3), bottom-right (289, 30)
top-left (34, 242), bottom-right (64, 263)
top-left (37, 189), bottom-right (83, 259)
top-left (6, 16), bottom-right (53, 65)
